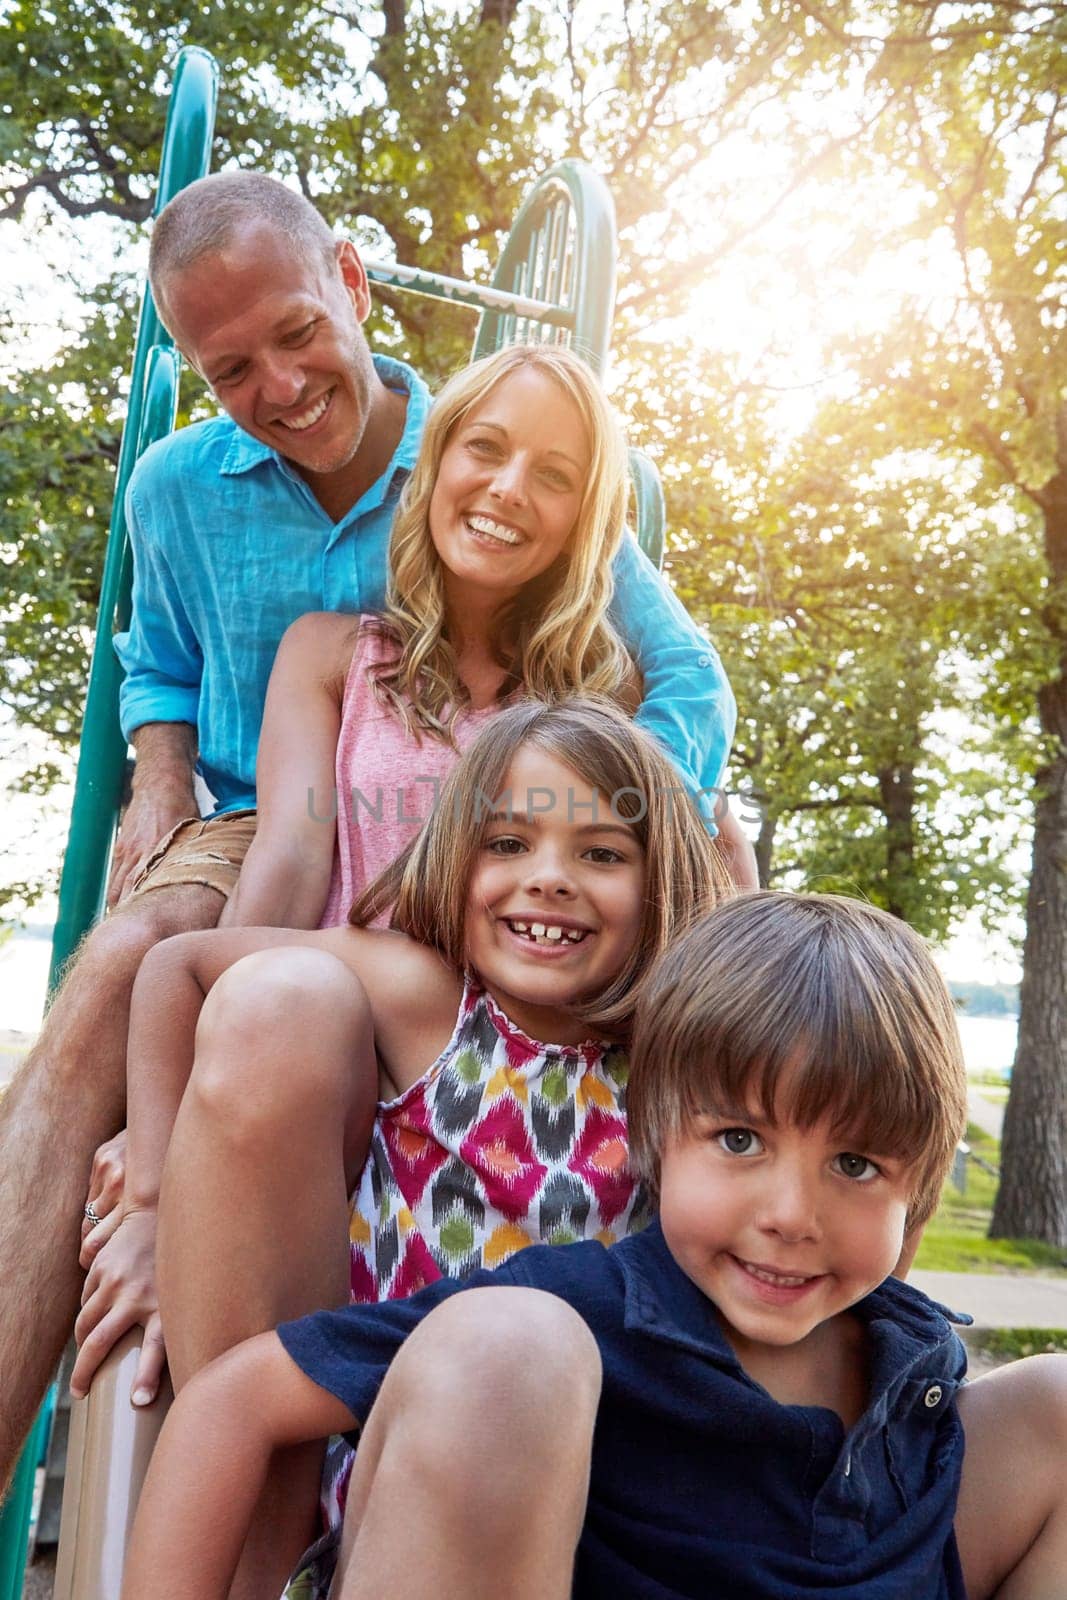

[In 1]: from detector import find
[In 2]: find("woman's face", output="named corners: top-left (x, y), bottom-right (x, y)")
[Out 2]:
top-left (428, 366), bottom-right (592, 608)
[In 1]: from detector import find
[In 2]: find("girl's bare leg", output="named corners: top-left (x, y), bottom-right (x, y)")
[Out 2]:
top-left (156, 948), bottom-right (377, 1600)
top-left (955, 1353), bottom-right (1067, 1599)
top-left (334, 1288), bottom-right (602, 1600)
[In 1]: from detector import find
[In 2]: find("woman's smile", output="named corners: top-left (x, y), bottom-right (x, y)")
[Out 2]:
top-left (429, 365), bottom-right (590, 603)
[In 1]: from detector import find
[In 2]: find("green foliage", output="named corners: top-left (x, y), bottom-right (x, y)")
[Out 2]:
top-left (916, 1126), bottom-right (1067, 1274)
top-left (976, 1328), bottom-right (1067, 1360)
top-left (1, 0), bottom-right (1063, 964)
top-left (950, 980), bottom-right (1019, 1017)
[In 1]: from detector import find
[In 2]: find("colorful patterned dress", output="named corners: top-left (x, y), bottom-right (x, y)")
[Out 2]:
top-left (283, 981), bottom-right (646, 1598)
top-left (348, 980), bottom-right (643, 1300)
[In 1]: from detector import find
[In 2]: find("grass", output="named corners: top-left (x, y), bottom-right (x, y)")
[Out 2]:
top-left (974, 1328), bottom-right (1067, 1361)
top-left (914, 1123), bottom-right (1067, 1276)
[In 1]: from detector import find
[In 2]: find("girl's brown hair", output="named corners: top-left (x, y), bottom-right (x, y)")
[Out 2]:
top-left (627, 891), bottom-right (967, 1227)
top-left (350, 698), bottom-right (731, 1035)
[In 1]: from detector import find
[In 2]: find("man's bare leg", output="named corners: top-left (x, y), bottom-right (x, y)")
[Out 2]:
top-left (334, 1289), bottom-right (602, 1600)
top-left (0, 882), bottom-right (224, 1488)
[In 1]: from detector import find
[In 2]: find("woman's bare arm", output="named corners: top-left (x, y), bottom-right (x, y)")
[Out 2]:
top-left (221, 612), bottom-right (356, 930)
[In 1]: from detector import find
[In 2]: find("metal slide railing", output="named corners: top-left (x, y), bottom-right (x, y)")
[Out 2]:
top-left (0, 47), bottom-right (218, 1600)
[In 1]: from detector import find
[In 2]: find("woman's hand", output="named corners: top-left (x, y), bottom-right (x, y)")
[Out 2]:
top-left (72, 1205), bottom-right (167, 1406)
top-left (79, 1129), bottom-right (128, 1268)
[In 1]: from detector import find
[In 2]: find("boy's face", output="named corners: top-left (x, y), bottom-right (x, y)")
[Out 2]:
top-left (658, 1094), bottom-right (914, 1365)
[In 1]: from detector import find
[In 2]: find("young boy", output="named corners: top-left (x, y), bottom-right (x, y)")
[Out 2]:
top-left (122, 893), bottom-right (1067, 1600)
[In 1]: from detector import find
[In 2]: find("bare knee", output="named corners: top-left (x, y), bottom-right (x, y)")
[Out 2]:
top-left (382, 1288), bottom-right (601, 1489)
top-left (36, 896), bottom-right (214, 1098)
top-left (187, 948), bottom-right (371, 1139)
top-left (960, 1351), bottom-right (1067, 1451)
top-left (957, 1354), bottom-right (1067, 1597)
top-left (68, 890), bottom-right (218, 998)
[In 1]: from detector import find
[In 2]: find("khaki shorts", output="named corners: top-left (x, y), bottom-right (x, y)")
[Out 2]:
top-left (127, 809), bottom-right (258, 901)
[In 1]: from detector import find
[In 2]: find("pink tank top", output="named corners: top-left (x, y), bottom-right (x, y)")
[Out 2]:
top-left (318, 621), bottom-right (499, 928)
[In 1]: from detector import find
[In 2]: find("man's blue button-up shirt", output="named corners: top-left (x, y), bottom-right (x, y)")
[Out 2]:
top-left (281, 1223), bottom-right (970, 1599)
top-left (116, 355), bottom-right (736, 815)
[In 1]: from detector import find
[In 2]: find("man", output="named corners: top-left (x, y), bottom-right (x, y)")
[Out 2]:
top-left (0, 170), bottom-right (739, 1485)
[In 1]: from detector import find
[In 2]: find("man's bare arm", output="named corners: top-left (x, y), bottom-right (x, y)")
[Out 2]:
top-left (107, 722), bottom-right (198, 908)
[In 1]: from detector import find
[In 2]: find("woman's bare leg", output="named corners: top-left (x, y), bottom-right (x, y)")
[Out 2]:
top-left (955, 1353), bottom-right (1067, 1599)
top-left (334, 1289), bottom-right (602, 1600)
top-left (157, 947), bottom-right (377, 1600)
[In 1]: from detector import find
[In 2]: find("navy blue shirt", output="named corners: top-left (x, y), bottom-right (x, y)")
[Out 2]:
top-left (280, 1223), bottom-right (969, 1598)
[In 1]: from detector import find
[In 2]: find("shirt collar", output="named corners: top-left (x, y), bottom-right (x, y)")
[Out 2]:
top-left (218, 353), bottom-right (431, 480)
top-left (617, 1221), bottom-right (969, 1376)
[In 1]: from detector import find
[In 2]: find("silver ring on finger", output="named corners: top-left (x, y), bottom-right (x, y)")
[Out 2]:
top-left (84, 1202), bottom-right (102, 1228)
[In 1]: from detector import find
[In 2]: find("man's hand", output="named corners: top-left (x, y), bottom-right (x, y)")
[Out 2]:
top-left (80, 1129), bottom-right (128, 1267)
top-left (72, 1206), bottom-right (167, 1406)
top-left (107, 723), bottom-right (198, 908)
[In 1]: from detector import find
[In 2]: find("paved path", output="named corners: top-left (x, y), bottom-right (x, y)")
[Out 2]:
top-left (911, 1269), bottom-right (1067, 1329)
top-left (966, 1086), bottom-right (1006, 1141)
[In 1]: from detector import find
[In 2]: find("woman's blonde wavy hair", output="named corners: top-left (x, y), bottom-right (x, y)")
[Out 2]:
top-left (368, 343), bottom-right (635, 741)
top-left (350, 698), bottom-right (732, 1037)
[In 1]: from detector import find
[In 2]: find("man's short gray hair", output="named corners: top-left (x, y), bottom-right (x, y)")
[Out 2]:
top-left (149, 171), bottom-right (338, 325)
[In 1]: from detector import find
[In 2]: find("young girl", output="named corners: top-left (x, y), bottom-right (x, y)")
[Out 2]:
top-left (77, 698), bottom-right (730, 1597)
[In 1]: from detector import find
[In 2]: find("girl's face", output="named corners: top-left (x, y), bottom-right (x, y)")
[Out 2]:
top-left (464, 744), bottom-right (646, 1045)
top-left (428, 367), bottom-right (591, 609)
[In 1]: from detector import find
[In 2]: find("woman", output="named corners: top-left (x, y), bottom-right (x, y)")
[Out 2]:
top-left (79, 337), bottom-right (750, 1378)
top-left (219, 339), bottom-right (641, 934)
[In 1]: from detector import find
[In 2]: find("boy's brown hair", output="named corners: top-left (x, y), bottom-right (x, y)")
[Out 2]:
top-left (627, 891), bottom-right (967, 1227)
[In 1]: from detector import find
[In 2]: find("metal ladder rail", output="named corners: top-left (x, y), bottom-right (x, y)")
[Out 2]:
top-left (0, 46), bottom-right (218, 1600)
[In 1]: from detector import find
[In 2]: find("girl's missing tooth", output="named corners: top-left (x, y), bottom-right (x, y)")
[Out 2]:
top-left (353, 694), bottom-right (723, 1035)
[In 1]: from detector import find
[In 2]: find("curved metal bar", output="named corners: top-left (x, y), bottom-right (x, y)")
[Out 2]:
top-left (0, 53), bottom-right (219, 1600)
top-left (627, 448), bottom-right (666, 573)
top-left (472, 159), bottom-right (617, 374)
top-left (48, 51), bottom-right (217, 981)
top-left (0, 56), bottom-right (216, 1587)
top-left (364, 259), bottom-right (576, 326)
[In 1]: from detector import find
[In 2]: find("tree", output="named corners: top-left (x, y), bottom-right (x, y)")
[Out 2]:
top-left (757, 1), bottom-right (1067, 1241)
top-left (3, 2), bottom-right (1065, 1239)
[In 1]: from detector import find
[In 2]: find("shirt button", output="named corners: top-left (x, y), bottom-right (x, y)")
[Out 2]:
top-left (923, 1385), bottom-right (943, 1408)
top-left (697, 653), bottom-right (712, 668)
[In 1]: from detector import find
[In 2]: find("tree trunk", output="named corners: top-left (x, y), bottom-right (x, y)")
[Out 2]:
top-left (991, 444), bottom-right (1067, 1246)
top-left (991, 741), bottom-right (1067, 1243)
top-left (879, 762), bottom-right (915, 921)
top-left (754, 808), bottom-right (776, 888)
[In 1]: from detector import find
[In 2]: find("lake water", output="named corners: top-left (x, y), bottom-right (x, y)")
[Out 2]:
top-left (955, 1013), bottom-right (1017, 1077)
top-left (0, 922), bottom-right (1021, 1076)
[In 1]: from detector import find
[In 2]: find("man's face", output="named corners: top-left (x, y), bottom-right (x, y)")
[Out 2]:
top-left (161, 221), bottom-right (377, 487)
